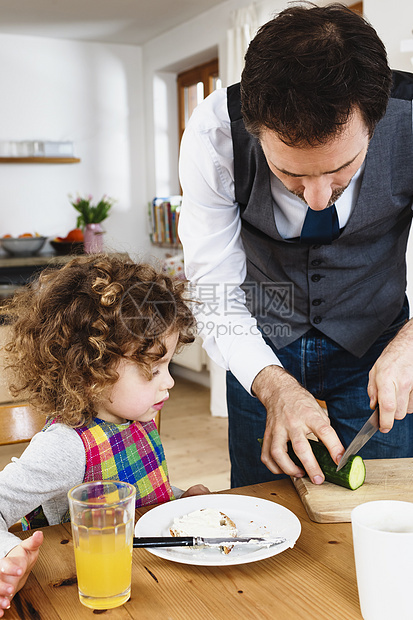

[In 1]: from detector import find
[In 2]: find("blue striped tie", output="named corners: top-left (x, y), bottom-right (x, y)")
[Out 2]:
top-left (300, 204), bottom-right (340, 245)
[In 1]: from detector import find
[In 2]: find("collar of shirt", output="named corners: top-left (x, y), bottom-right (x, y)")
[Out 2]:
top-left (270, 161), bottom-right (366, 239)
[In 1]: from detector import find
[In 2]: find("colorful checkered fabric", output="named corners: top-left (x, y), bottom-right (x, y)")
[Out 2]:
top-left (22, 417), bottom-right (174, 530)
top-left (76, 417), bottom-right (174, 508)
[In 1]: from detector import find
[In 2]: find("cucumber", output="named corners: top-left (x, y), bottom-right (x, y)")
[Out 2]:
top-left (287, 439), bottom-right (365, 490)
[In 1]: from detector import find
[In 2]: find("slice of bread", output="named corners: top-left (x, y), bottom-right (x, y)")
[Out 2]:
top-left (170, 508), bottom-right (237, 554)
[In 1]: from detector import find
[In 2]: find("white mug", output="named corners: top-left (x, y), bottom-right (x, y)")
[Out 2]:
top-left (351, 500), bottom-right (413, 620)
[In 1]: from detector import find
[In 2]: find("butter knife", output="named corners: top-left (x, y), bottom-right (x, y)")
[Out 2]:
top-left (133, 536), bottom-right (286, 548)
top-left (336, 407), bottom-right (380, 472)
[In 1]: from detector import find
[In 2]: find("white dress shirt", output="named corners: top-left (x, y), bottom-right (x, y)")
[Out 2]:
top-left (178, 88), bottom-right (365, 394)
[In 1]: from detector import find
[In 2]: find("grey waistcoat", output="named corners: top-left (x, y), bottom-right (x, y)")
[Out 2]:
top-left (227, 73), bottom-right (413, 357)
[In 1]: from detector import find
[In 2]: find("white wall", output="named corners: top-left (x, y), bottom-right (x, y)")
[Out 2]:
top-left (0, 34), bottom-right (151, 260)
top-left (364, 0), bottom-right (413, 73)
top-left (141, 0), bottom-right (288, 201)
top-left (363, 0), bottom-right (413, 307)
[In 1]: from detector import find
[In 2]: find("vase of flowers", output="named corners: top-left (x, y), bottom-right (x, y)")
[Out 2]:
top-left (83, 223), bottom-right (104, 253)
top-left (69, 194), bottom-right (115, 254)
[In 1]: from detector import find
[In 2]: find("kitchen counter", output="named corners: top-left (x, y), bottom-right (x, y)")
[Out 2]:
top-left (0, 252), bottom-right (130, 287)
top-left (0, 253), bottom-right (76, 268)
top-left (0, 250), bottom-right (129, 318)
top-left (0, 254), bottom-right (78, 310)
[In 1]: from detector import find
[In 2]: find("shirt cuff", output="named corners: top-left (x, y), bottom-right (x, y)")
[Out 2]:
top-left (227, 337), bottom-right (283, 395)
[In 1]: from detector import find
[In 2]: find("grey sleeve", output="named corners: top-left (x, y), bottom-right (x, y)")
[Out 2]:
top-left (0, 424), bottom-right (85, 558)
top-left (171, 485), bottom-right (184, 499)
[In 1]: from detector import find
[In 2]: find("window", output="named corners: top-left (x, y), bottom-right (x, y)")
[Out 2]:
top-left (349, 2), bottom-right (363, 14)
top-left (177, 59), bottom-right (221, 143)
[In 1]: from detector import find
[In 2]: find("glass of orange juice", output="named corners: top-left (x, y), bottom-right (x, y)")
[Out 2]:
top-left (68, 481), bottom-right (136, 610)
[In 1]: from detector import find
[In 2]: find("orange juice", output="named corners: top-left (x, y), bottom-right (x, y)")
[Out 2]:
top-left (73, 521), bottom-right (133, 610)
top-left (68, 481), bottom-right (136, 610)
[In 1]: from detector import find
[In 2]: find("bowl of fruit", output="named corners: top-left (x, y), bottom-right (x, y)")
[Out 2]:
top-left (50, 229), bottom-right (84, 255)
top-left (1, 233), bottom-right (47, 257)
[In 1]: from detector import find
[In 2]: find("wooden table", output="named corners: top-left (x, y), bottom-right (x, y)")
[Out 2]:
top-left (8, 480), bottom-right (362, 619)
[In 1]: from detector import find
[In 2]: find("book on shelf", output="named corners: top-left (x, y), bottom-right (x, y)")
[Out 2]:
top-left (148, 196), bottom-right (182, 246)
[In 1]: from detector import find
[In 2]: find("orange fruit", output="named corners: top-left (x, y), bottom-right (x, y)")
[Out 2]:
top-left (19, 233), bottom-right (33, 238)
top-left (65, 228), bottom-right (84, 242)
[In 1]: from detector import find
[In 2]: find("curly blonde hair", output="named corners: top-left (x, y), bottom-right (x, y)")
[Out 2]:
top-left (4, 254), bottom-right (196, 426)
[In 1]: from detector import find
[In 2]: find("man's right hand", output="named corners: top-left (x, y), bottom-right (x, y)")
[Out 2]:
top-left (252, 365), bottom-right (345, 484)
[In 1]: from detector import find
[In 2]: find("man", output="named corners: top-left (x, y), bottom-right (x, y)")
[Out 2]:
top-left (179, 4), bottom-right (413, 487)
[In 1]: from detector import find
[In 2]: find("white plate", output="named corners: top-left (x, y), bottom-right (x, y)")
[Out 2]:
top-left (134, 494), bottom-right (301, 566)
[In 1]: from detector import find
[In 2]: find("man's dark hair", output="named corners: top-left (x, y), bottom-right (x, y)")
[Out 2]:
top-left (241, 3), bottom-right (392, 146)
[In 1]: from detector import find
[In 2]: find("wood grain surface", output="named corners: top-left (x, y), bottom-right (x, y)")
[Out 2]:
top-left (291, 458), bottom-right (413, 523)
top-left (8, 480), bottom-right (363, 619)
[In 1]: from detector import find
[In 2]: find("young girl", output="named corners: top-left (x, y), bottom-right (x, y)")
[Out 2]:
top-left (0, 254), bottom-right (209, 613)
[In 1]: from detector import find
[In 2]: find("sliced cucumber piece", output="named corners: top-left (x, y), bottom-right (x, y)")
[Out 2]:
top-left (287, 439), bottom-right (366, 490)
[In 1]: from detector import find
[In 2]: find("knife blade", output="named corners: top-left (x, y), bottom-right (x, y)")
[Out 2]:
top-left (336, 407), bottom-right (380, 472)
top-left (133, 536), bottom-right (286, 548)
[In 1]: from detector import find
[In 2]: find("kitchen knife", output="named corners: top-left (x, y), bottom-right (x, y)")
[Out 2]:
top-left (336, 407), bottom-right (380, 472)
top-left (133, 536), bottom-right (286, 548)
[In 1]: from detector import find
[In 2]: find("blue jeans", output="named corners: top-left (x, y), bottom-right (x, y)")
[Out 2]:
top-left (227, 299), bottom-right (412, 487)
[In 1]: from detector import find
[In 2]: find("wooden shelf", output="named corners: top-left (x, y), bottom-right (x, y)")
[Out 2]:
top-left (0, 157), bottom-right (80, 164)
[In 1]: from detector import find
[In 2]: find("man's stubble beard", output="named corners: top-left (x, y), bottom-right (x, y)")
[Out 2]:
top-left (279, 180), bottom-right (350, 210)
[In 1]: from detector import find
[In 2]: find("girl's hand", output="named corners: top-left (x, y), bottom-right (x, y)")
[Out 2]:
top-left (0, 531), bottom-right (43, 616)
top-left (181, 484), bottom-right (211, 497)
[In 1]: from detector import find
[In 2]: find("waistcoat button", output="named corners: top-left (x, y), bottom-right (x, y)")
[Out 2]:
top-left (312, 298), bottom-right (323, 306)
top-left (311, 274), bottom-right (321, 282)
top-left (313, 316), bottom-right (322, 324)
top-left (311, 259), bottom-right (322, 267)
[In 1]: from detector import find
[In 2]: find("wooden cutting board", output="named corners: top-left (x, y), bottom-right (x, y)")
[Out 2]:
top-left (291, 458), bottom-right (413, 523)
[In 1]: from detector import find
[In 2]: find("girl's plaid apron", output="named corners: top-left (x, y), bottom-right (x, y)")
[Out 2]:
top-left (22, 417), bottom-right (174, 529)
